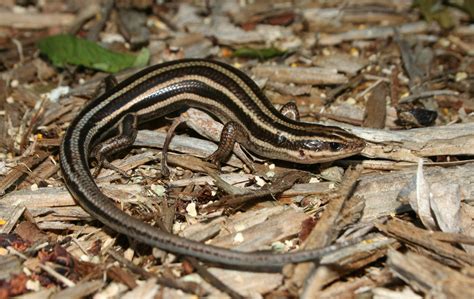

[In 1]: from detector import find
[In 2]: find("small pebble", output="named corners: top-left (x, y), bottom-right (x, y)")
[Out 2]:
top-left (233, 232), bottom-right (244, 244)
top-left (255, 176), bottom-right (266, 187)
top-left (455, 72), bottom-right (467, 82)
top-left (320, 166), bottom-right (344, 182)
top-left (186, 202), bottom-right (197, 217)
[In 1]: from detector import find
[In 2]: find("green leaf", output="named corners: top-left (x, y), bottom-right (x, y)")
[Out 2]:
top-left (233, 47), bottom-right (287, 60)
top-left (448, 0), bottom-right (474, 19)
top-left (433, 8), bottom-right (456, 28)
top-left (414, 0), bottom-right (455, 29)
top-left (38, 34), bottom-right (149, 73)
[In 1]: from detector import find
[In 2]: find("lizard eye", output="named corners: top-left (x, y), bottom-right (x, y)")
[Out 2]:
top-left (329, 142), bottom-right (343, 151)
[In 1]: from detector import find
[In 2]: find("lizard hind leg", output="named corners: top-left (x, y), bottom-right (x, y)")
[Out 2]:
top-left (91, 113), bottom-right (138, 178)
top-left (206, 121), bottom-right (249, 168)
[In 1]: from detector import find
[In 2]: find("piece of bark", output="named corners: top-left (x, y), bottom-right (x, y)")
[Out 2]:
top-left (428, 231), bottom-right (474, 245)
top-left (36, 221), bottom-right (76, 230)
top-left (0, 11), bottom-right (75, 28)
top-left (356, 163), bottom-right (474, 222)
top-left (67, 3), bottom-right (101, 35)
top-left (0, 185), bottom-right (145, 227)
top-left (180, 206), bottom-right (296, 246)
top-left (177, 206), bottom-right (306, 253)
top-left (184, 257), bottom-right (244, 299)
top-left (117, 9), bottom-right (150, 49)
top-left (319, 21), bottom-right (434, 45)
top-left (352, 122), bottom-right (474, 162)
top-left (409, 161), bottom-right (439, 230)
top-left (372, 286), bottom-right (423, 298)
top-left (14, 289), bottom-right (55, 299)
top-left (184, 268), bottom-right (283, 298)
top-left (296, 234), bottom-right (397, 295)
top-left (121, 278), bottom-right (159, 299)
top-left (362, 82), bottom-right (388, 129)
top-left (14, 221), bottom-right (48, 244)
top-left (395, 32), bottom-right (426, 85)
top-left (322, 103), bottom-right (366, 126)
top-left (107, 266), bottom-right (137, 289)
top-left (252, 65), bottom-right (348, 85)
top-left (266, 81), bottom-right (312, 96)
top-left (289, 167), bottom-right (363, 293)
top-left (91, 283), bottom-right (128, 299)
top-left (208, 206), bottom-right (309, 252)
top-left (85, 0), bottom-right (114, 41)
top-left (18, 158), bottom-right (59, 189)
top-left (6, 61), bottom-right (38, 83)
top-left (391, 66), bottom-right (402, 106)
top-left (448, 34), bottom-right (474, 56)
top-left (107, 249), bottom-right (204, 295)
top-left (359, 159), bottom-right (474, 171)
top-left (398, 90), bottom-right (459, 104)
top-left (0, 150), bottom-right (50, 195)
top-left (341, 10), bottom-right (408, 24)
top-left (49, 280), bottom-right (104, 299)
top-left (376, 218), bottom-right (473, 267)
top-left (404, 161), bottom-right (464, 239)
top-left (202, 18), bottom-right (294, 45)
top-left (0, 184), bottom-right (153, 226)
top-left (302, 6), bottom-right (413, 32)
top-left (387, 250), bottom-right (474, 298)
top-left (314, 268), bottom-right (394, 299)
top-left (0, 205), bottom-right (25, 234)
top-left (313, 53), bottom-right (368, 75)
top-left (169, 33), bottom-right (213, 59)
top-left (0, 255), bottom-right (22, 280)
top-left (304, 167), bottom-right (363, 249)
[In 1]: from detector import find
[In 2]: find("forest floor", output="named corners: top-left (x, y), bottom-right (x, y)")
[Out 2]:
top-left (0, 1), bottom-right (473, 298)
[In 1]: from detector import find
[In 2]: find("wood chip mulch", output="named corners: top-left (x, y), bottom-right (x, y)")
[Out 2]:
top-left (0, 0), bottom-right (473, 298)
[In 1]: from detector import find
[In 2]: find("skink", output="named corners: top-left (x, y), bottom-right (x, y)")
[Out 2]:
top-left (59, 59), bottom-right (365, 270)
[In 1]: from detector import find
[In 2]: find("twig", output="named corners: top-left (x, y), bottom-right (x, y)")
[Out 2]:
top-left (204, 170), bottom-right (311, 211)
top-left (86, 0), bottom-right (114, 41)
top-left (399, 90), bottom-right (460, 104)
top-left (185, 257), bottom-right (244, 299)
top-left (10, 38), bottom-right (24, 64)
top-left (161, 116), bottom-right (186, 177)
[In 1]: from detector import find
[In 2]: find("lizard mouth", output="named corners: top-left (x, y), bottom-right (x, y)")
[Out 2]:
top-left (304, 138), bottom-right (366, 163)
